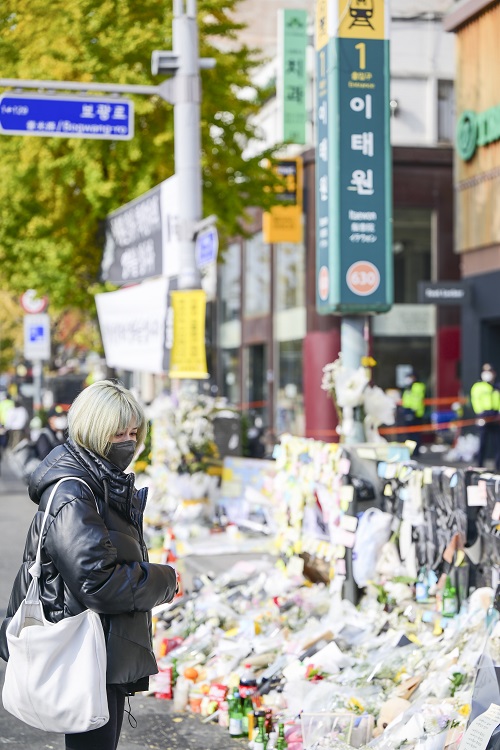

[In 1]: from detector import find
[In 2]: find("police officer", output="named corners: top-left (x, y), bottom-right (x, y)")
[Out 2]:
top-left (401, 371), bottom-right (426, 453)
top-left (470, 363), bottom-right (500, 470)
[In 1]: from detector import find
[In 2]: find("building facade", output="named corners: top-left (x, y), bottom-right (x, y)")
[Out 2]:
top-left (444, 0), bottom-right (500, 391)
top-left (214, 1), bottom-right (460, 439)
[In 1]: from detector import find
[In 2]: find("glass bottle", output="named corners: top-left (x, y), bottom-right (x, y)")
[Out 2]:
top-left (254, 715), bottom-right (268, 750)
top-left (171, 657), bottom-right (179, 686)
top-left (442, 575), bottom-right (458, 617)
top-left (276, 722), bottom-right (288, 749)
top-left (228, 688), bottom-right (243, 738)
top-left (241, 695), bottom-right (254, 736)
top-left (415, 567), bottom-right (429, 603)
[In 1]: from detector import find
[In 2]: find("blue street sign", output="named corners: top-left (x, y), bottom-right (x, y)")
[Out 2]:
top-left (195, 226), bottom-right (219, 267)
top-left (0, 94), bottom-right (134, 140)
top-left (29, 326), bottom-right (44, 343)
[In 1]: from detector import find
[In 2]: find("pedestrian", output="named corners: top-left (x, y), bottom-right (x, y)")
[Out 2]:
top-left (5, 398), bottom-right (29, 449)
top-left (470, 363), bottom-right (500, 470)
top-left (400, 370), bottom-right (426, 454)
top-left (0, 379), bottom-right (178, 750)
top-left (0, 391), bottom-right (14, 466)
top-left (34, 404), bottom-right (68, 460)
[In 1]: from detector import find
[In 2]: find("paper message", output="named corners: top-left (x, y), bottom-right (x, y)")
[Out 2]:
top-left (467, 485), bottom-right (487, 507)
top-left (458, 703), bottom-right (500, 750)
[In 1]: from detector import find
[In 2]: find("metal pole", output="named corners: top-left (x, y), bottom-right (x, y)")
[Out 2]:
top-left (173, 0), bottom-right (202, 290)
top-left (32, 360), bottom-right (43, 414)
top-left (0, 77), bottom-right (159, 96)
top-left (341, 316), bottom-right (367, 444)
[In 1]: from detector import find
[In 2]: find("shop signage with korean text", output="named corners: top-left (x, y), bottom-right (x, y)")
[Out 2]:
top-left (262, 157), bottom-right (303, 244)
top-left (418, 281), bottom-right (471, 305)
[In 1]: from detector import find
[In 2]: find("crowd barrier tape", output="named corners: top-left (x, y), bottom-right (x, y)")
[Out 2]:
top-left (307, 414), bottom-right (499, 439)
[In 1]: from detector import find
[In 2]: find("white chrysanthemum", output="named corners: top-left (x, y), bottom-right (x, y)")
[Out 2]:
top-left (334, 367), bottom-right (369, 408)
top-left (363, 385), bottom-right (396, 427)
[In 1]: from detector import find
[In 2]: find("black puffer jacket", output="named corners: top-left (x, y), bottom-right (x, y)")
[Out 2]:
top-left (0, 439), bottom-right (177, 690)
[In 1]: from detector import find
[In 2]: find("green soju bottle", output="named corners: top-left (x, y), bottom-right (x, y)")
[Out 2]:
top-left (241, 696), bottom-right (253, 736)
top-left (254, 715), bottom-right (268, 750)
top-left (442, 575), bottom-right (458, 617)
top-left (228, 689), bottom-right (243, 738)
top-left (276, 722), bottom-right (288, 749)
top-left (171, 657), bottom-right (179, 686)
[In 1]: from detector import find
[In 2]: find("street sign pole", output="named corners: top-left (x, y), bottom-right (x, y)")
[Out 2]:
top-left (173, 0), bottom-right (202, 290)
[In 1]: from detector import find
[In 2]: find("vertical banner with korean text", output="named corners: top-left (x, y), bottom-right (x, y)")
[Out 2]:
top-left (279, 9), bottom-right (308, 145)
top-left (169, 290), bottom-right (209, 379)
top-left (316, 0), bottom-right (393, 314)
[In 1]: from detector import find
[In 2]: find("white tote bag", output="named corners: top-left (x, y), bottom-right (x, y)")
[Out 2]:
top-left (2, 477), bottom-right (109, 734)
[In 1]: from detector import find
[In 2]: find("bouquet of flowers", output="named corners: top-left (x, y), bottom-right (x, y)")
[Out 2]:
top-left (321, 355), bottom-right (396, 442)
top-left (148, 392), bottom-right (220, 475)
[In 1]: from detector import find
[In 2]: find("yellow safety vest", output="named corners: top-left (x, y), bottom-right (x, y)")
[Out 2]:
top-left (401, 382), bottom-right (426, 418)
top-left (0, 398), bottom-right (14, 426)
top-left (470, 381), bottom-right (500, 414)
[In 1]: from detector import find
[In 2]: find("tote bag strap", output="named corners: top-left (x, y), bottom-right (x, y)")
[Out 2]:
top-left (29, 477), bottom-right (97, 581)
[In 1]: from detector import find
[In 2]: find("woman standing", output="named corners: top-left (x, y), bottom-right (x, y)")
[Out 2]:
top-left (0, 380), bottom-right (178, 750)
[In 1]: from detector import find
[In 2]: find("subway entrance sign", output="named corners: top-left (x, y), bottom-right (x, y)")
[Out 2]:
top-left (315, 0), bottom-right (392, 314)
top-left (0, 94), bottom-right (133, 140)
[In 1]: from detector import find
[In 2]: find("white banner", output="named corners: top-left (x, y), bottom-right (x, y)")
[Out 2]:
top-left (95, 278), bottom-right (170, 374)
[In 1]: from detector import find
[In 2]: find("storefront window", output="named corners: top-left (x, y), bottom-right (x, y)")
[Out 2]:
top-left (244, 233), bottom-right (271, 318)
top-left (276, 340), bottom-right (305, 436)
top-left (275, 242), bottom-right (305, 311)
top-left (243, 343), bottom-right (268, 426)
top-left (372, 336), bottom-right (432, 394)
top-left (393, 209), bottom-right (432, 303)
top-left (220, 242), bottom-right (241, 324)
top-left (221, 348), bottom-right (240, 406)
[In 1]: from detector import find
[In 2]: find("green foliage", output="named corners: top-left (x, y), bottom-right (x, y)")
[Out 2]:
top-left (0, 0), bottom-right (281, 317)
top-left (449, 671), bottom-right (466, 697)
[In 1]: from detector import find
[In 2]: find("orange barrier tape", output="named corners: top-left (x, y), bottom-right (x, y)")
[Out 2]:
top-left (380, 414), bottom-right (500, 435)
top-left (308, 414), bottom-right (498, 439)
top-left (422, 397), bottom-right (467, 405)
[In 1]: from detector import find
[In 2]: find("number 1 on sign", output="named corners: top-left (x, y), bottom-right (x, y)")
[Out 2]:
top-left (355, 42), bottom-right (366, 70)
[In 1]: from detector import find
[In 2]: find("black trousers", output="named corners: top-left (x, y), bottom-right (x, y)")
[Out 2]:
top-left (478, 421), bottom-right (500, 470)
top-left (65, 686), bottom-right (125, 750)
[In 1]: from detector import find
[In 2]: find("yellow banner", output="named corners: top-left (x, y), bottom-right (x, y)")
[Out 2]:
top-left (316, 0), bottom-right (329, 50)
top-left (337, 0), bottom-right (387, 40)
top-left (262, 157), bottom-right (304, 244)
top-left (169, 290), bottom-right (209, 379)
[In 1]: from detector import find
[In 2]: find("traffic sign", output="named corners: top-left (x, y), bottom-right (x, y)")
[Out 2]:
top-left (20, 289), bottom-right (48, 314)
top-left (195, 226), bottom-right (218, 267)
top-left (24, 314), bottom-right (51, 361)
top-left (0, 94), bottom-right (134, 140)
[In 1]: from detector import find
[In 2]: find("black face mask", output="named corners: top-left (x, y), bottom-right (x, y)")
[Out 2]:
top-left (107, 440), bottom-right (136, 471)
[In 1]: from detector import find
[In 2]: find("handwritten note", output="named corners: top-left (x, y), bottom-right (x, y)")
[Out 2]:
top-left (458, 703), bottom-right (500, 750)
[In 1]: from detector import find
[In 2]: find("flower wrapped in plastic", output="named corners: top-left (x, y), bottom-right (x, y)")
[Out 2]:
top-left (321, 356), bottom-right (395, 443)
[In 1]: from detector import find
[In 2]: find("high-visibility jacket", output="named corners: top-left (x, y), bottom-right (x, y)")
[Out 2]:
top-left (470, 381), bottom-right (500, 414)
top-left (0, 398), bottom-right (14, 426)
top-left (401, 381), bottom-right (426, 418)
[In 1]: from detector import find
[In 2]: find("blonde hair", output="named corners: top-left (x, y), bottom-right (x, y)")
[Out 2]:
top-left (67, 380), bottom-right (147, 458)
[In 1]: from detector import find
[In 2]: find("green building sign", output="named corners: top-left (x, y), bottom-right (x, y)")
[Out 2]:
top-left (456, 104), bottom-right (500, 162)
